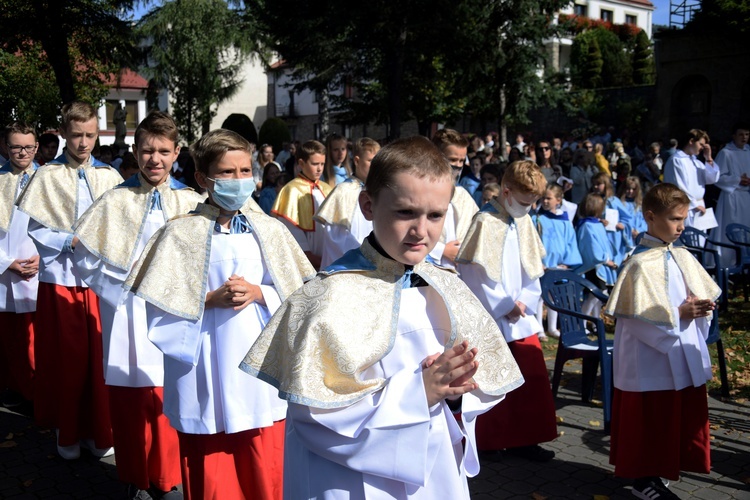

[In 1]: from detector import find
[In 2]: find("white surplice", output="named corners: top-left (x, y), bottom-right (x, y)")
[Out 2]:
top-left (146, 230), bottom-right (286, 434)
top-left (320, 206), bottom-right (371, 268)
top-left (283, 286), bottom-right (499, 500)
top-left (713, 142), bottom-right (750, 266)
top-left (73, 208), bottom-right (165, 387)
top-left (0, 181), bottom-right (38, 313)
top-left (28, 174), bottom-right (94, 287)
top-left (663, 150), bottom-right (720, 228)
top-left (613, 250), bottom-right (712, 392)
top-left (458, 223), bottom-right (542, 342)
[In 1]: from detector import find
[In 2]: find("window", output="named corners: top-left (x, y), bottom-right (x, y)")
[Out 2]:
top-left (600, 9), bottom-right (613, 22)
top-left (625, 14), bottom-right (637, 25)
top-left (105, 100), bottom-right (138, 131)
top-left (574, 3), bottom-right (587, 16)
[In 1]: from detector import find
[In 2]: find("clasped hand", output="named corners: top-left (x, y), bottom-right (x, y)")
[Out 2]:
top-left (421, 341), bottom-right (479, 407)
top-left (205, 274), bottom-right (262, 311)
top-left (9, 255), bottom-right (39, 281)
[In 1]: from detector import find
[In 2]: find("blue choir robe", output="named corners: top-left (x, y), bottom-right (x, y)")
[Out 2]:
top-left (534, 211), bottom-right (582, 269)
top-left (606, 196), bottom-right (634, 265)
top-left (576, 218), bottom-right (617, 286)
top-left (623, 200), bottom-right (647, 236)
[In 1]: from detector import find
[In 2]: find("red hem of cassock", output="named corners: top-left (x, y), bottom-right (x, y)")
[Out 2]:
top-left (109, 386), bottom-right (181, 490)
top-left (476, 335), bottom-right (558, 450)
top-left (33, 282), bottom-right (112, 447)
top-left (0, 311), bottom-right (35, 401)
top-left (609, 386), bottom-right (711, 480)
top-left (178, 421), bottom-right (285, 500)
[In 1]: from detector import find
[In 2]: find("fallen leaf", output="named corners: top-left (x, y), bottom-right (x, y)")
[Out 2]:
top-left (558, 431), bottom-right (565, 436)
top-left (709, 424), bottom-right (720, 430)
top-left (589, 420), bottom-right (601, 427)
top-left (531, 493), bottom-right (548, 500)
top-left (593, 496), bottom-right (610, 500)
top-left (556, 415), bottom-right (564, 423)
top-left (0, 441), bottom-right (17, 448)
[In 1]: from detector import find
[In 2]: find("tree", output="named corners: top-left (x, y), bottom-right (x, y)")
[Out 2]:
top-left (258, 118), bottom-right (291, 155)
top-left (584, 38), bottom-right (604, 88)
top-left (462, 0), bottom-right (572, 154)
top-left (138, 0), bottom-right (259, 143)
top-left (686, 0), bottom-right (750, 37)
top-left (0, 0), bottom-right (139, 105)
top-left (570, 27), bottom-right (632, 89)
top-left (631, 30), bottom-right (655, 85)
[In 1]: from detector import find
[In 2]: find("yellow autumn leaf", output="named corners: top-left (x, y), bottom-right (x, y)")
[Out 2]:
top-left (589, 420), bottom-right (601, 427)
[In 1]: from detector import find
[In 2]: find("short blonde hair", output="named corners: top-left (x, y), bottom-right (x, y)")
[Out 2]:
top-left (190, 129), bottom-right (252, 174)
top-left (431, 128), bottom-right (469, 152)
top-left (579, 193), bottom-right (605, 218)
top-left (502, 160), bottom-right (546, 197)
top-left (61, 101), bottom-right (98, 131)
top-left (353, 137), bottom-right (380, 158)
top-left (297, 140), bottom-right (326, 162)
top-left (642, 183), bottom-right (690, 215)
top-left (365, 136), bottom-right (451, 200)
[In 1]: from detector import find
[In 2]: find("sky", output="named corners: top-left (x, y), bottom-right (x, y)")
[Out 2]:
top-left (127, 0), bottom-right (678, 30)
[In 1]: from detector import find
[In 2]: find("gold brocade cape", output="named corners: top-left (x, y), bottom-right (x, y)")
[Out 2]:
top-left (125, 201), bottom-right (315, 321)
top-left (447, 186), bottom-right (480, 243)
top-left (240, 239), bottom-right (524, 409)
top-left (456, 198), bottom-right (546, 283)
top-left (0, 162), bottom-right (37, 233)
top-left (313, 178), bottom-right (363, 230)
top-left (16, 153), bottom-right (122, 233)
top-left (604, 237), bottom-right (721, 327)
top-left (73, 173), bottom-right (205, 271)
top-left (272, 175), bottom-right (332, 231)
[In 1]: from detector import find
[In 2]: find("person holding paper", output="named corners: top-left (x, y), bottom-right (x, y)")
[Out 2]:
top-left (592, 173), bottom-right (633, 267)
top-left (713, 122), bottom-right (750, 266)
top-left (663, 129), bottom-right (720, 229)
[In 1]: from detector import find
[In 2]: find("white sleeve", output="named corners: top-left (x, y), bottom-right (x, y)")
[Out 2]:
top-left (28, 220), bottom-right (71, 267)
top-left (702, 160), bottom-right (721, 185)
top-left (714, 151), bottom-right (740, 193)
top-left (517, 275), bottom-right (542, 316)
top-left (72, 243), bottom-right (129, 308)
top-left (457, 262), bottom-right (516, 318)
top-left (617, 315), bottom-right (680, 354)
top-left (429, 240), bottom-right (446, 264)
top-left (320, 224), bottom-right (360, 268)
top-left (0, 244), bottom-right (14, 274)
top-left (146, 303), bottom-right (205, 366)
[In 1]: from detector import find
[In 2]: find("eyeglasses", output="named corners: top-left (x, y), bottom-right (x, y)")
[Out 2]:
top-left (8, 145), bottom-right (37, 154)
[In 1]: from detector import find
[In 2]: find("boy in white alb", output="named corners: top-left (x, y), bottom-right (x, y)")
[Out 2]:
top-left (242, 136), bottom-right (522, 499)
top-left (663, 128), bottom-right (720, 229)
top-left (315, 137), bottom-right (380, 268)
top-left (457, 160), bottom-right (558, 462)
top-left (17, 101), bottom-right (123, 459)
top-left (272, 140), bottom-right (332, 269)
top-left (430, 129), bottom-right (479, 268)
top-left (605, 183), bottom-right (719, 500)
top-left (0, 123), bottom-right (40, 405)
top-left (73, 112), bottom-right (203, 498)
top-left (126, 129), bottom-right (315, 500)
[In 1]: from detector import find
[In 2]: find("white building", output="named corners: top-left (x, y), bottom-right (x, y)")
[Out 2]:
top-left (547, 0), bottom-right (656, 73)
top-left (210, 55), bottom-right (270, 134)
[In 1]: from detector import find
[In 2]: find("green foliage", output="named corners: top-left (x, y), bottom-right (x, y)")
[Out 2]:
top-left (0, 0), bottom-right (139, 105)
top-left (615, 97), bottom-right (648, 135)
top-left (584, 39), bottom-right (603, 88)
top-left (687, 0), bottom-right (750, 37)
top-left (632, 30), bottom-right (655, 85)
top-left (138, 0), bottom-right (259, 143)
top-left (570, 27), bottom-right (633, 89)
top-left (258, 118), bottom-right (291, 155)
top-left (221, 114), bottom-right (259, 146)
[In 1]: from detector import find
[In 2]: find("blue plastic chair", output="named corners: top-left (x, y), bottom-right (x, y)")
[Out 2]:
top-left (540, 270), bottom-right (613, 433)
top-left (706, 308), bottom-right (729, 398)
top-left (680, 227), bottom-right (742, 311)
top-left (725, 223), bottom-right (750, 301)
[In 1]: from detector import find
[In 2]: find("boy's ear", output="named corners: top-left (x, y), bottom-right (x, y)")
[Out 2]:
top-left (195, 171), bottom-right (208, 190)
top-left (131, 143), bottom-right (138, 155)
top-left (353, 155), bottom-right (361, 168)
top-left (644, 210), bottom-right (655, 223)
top-left (359, 190), bottom-right (374, 221)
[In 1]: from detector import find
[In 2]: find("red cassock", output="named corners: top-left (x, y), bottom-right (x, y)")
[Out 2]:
top-left (33, 282), bottom-right (112, 448)
top-left (0, 311), bottom-right (35, 400)
top-left (610, 386), bottom-right (711, 480)
top-left (476, 334), bottom-right (558, 450)
top-left (177, 421), bottom-right (285, 500)
top-left (109, 386), bottom-right (181, 491)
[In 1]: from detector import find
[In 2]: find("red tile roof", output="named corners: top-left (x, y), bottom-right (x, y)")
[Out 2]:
top-left (105, 69), bottom-right (149, 89)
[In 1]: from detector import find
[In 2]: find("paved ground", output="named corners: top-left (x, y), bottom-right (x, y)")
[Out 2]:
top-left (1, 361), bottom-right (748, 499)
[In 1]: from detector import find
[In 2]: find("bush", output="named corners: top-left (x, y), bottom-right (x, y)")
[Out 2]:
top-left (221, 114), bottom-right (258, 145)
top-left (258, 117), bottom-right (291, 155)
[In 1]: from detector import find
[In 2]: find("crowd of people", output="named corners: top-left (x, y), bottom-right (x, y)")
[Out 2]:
top-left (0, 104), bottom-right (747, 500)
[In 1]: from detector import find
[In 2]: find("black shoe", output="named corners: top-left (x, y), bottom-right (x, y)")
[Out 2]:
top-left (506, 445), bottom-right (555, 462)
top-left (149, 486), bottom-right (183, 500)
top-left (632, 477), bottom-right (680, 499)
top-left (127, 484), bottom-right (153, 500)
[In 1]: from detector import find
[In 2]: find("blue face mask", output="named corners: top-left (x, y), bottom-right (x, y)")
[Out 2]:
top-left (207, 177), bottom-right (256, 211)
